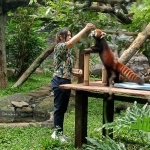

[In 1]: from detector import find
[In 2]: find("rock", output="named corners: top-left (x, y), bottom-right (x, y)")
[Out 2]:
top-left (11, 101), bottom-right (29, 108)
top-left (46, 111), bottom-right (54, 123)
top-left (90, 53), bottom-right (150, 80)
top-left (0, 106), bottom-right (15, 116)
top-left (17, 107), bottom-right (33, 116)
top-left (34, 96), bottom-right (54, 118)
top-left (0, 83), bottom-right (73, 128)
top-left (0, 122), bottom-right (53, 128)
top-left (0, 116), bottom-right (14, 123)
top-left (91, 64), bottom-right (103, 78)
top-left (0, 85), bottom-right (53, 122)
top-left (6, 93), bottom-right (33, 103)
top-left (27, 91), bottom-right (49, 99)
top-left (126, 53), bottom-right (149, 77)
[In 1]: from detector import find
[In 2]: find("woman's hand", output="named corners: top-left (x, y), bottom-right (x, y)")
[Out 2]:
top-left (78, 69), bottom-right (83, 77)
top-left (66, 23), bottom-right (95, 49)
top-left (72, 69), bottom-right (83, 77)
top-left (85, 23), bottom-right (95, 31)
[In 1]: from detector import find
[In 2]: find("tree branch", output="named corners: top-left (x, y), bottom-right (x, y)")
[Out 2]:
top-left (103, 30), bottom-right (138, 36)
top-left (12, 44), bottom-right (55, 88)
top-left (67, 1), bottom-right (133, 24)
top-left (2, 0), bottom-right (30, 12)
top-left (95, 0), bottom-right (136, 5)
top-left (119, 23), bottom-right (150, 64)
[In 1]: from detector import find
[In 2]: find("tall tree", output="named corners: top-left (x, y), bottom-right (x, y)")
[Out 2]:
top-left (0, 3), bottom-right (7, 88)
top-left (0, 0), bottom-right (30, 89)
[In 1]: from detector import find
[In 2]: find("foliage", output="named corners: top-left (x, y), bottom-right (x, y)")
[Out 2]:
top-left (98, 101), bottom-right (150, 149)
top-left (125, 0), bottom-right (150, 61)
top-left (0, 73), bottom-right (51, 97)
top-left (102, 101), bottom-right (150, 131)
top-left (46, 0), bottom-right (96, 51)
top-left (29, 0), bottom-right (37, 5)
top-left (126, 0), bottom-right (150, 32)
top-left (35, 0), bottom-right (121, 72)
top-left (85, 136), bottom-right (126, 150)
top-left (81, 101), bottom-right (150, 150)
top-left (41, 0), bottom-right (119, 50)
top-left (6, 7), bottom-right (48, 77)
top-left (89, 53), bottom-right (101, 78)
top-left (39, 0), bottom-right (150, 64)
top-left (143, 38), bottom-right (150, 64)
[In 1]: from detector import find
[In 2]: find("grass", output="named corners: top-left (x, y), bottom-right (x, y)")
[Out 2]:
top-left (0, 98), bottom-right (147, 150)
top-left (0, 73), bottom-right (51, 97)
top-left (0, 98), bottom-right (103, 150)
top-left (0, 73), bottom-right (149, 149)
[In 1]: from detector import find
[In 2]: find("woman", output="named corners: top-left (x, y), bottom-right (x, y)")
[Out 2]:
top-left (51, 23), bottom-right (95, 142)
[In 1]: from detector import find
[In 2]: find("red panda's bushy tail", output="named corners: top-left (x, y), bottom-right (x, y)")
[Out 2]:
top-left (116, 62), bottom-right (144, 85)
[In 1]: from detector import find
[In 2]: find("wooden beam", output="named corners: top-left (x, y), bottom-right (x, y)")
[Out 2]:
top-left (75, 90), bottom-right (88, 148)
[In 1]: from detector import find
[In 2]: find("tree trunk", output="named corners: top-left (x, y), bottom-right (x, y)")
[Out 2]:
top-left (12, 44), bottom-right (54, 88)
top-left (0, 5), bottom-right (7, 89)
top-left (119, 23), bottom-right (150, 64)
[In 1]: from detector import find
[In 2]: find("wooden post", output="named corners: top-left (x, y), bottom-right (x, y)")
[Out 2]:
top-left (102, 65), bottom-right (107, 83)
top-left (75, 91), bottom-right (88, 148)
top-left (78, 50), bottom-right (84, 84)
top-left (83, 48), bottom-right (99, 85)
top-left (84, 53), bottom-right (90, 86)
top-left (102, 93), bottom-right (114, 138)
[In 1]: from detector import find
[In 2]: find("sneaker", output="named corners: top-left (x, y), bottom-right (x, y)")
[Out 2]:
top-left (59, 135), bottom-right (68, 143)
top-left (62, 134), bottom-right (70, 140)
top-left (51, 131), bottom-right (58, 139)
top-left (51, 131), bottom-right (68, 143)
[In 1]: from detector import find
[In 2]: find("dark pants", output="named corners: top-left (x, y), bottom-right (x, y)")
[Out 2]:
top-left (51, 76), bottom-right (71, 133)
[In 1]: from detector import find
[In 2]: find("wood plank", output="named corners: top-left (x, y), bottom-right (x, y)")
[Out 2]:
top-left (59, 81), bottom-right (150, 98)
top-left (87, 92), bottom-right (148, 104)
top-left (75, 91), bottom-right (88, 148)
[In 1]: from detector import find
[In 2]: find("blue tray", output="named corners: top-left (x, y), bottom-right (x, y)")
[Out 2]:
top-left (114, 82), bottom-right (150, 91)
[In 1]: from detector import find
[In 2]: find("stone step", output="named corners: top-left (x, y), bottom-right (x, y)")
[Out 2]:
top-left (0, 120), bottom-right (53, 128)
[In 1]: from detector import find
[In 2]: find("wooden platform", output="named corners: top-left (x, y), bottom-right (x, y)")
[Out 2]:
top-left (60, 81), bottom-right (150, 98)
top-left (59, 81), bottom-right (150, 148)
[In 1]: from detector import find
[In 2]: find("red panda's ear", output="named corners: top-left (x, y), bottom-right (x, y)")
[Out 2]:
top-left (100, 32), bottom-right (106, 39)
top-left (89, 30), bottom-right (95, 37)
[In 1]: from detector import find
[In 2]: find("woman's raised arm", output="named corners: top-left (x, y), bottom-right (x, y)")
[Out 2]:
top-left (66, 23), bottom-right (95, 49)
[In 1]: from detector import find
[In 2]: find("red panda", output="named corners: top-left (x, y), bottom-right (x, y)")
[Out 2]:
top-left (89, 29), bottom-right (144, 86)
